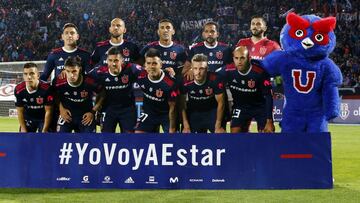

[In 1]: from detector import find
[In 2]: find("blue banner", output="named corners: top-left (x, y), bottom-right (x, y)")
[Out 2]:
top-left (0, 133), bottom-right (332, 189)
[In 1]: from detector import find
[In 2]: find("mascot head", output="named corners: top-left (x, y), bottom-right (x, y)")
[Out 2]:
top-left (280, 13), bottom-right (336, 59)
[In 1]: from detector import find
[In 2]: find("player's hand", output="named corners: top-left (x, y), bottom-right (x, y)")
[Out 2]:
top-left (59, 70), bottom-right (67, 80)
top-left (215, 127), bottom-right (226, 133)
top-left (184, 69), bottom-right (194, 81)
top-left (82, 112), bottom-right (94, 126)
top-left (59, 107), bottom-right (72, 123)
top-left (262, 120), bottom-right (275, 133)
top-left (165, 67), bottom-right (176, 77)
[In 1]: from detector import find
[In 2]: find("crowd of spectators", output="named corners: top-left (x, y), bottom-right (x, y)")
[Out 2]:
top-left (0, 0), bottom-right (359, 87)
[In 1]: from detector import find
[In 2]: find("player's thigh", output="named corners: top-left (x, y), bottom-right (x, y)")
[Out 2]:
top-left (230, 107), bottom-right (252, 132)
top-left (118, 107), bottom-right (137, 133)
top-left (101, 111), bottom-right (118, 133)
top-left (56, 116), bottom-right (73, 133)
top-left (134, 112), bottom-right (159, 133)
top-left (24, 119), bottom-right (37, 132)
top-left (253, 108), bottom-right (267, 132)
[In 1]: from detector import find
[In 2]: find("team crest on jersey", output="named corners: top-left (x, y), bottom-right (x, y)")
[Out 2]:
top-left (216, 51), bottom-right (223, 59)
top-left (123, 48), bottom-right (130, 57)
top-left (170, 51), bottom-right (177, 60)
top-left (248, 80), bottom-right (255, 88)
top-left (121, 75), bottom-right (129, 84)
top-left (156, 89), bottom-right (163, 97)
top-left (205, 87), bottom-right (213, 95)
top-left (259, 47), bottom-right (267, 55)
top-left (36, 97), bottom-right (43, 104)
top-left (80, 90), bottom-right (88, 98)
top-left (339, 103), bottom-right (350, 120)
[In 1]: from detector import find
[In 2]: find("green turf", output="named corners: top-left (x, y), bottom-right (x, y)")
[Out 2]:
top-left (0, 117), bottom-right (359, 203)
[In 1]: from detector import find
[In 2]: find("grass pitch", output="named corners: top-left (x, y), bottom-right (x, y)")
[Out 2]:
top-left (0, 117), bottom-right (359, 203)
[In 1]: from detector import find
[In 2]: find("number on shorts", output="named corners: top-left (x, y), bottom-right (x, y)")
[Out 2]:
top-left (138, 113), bottom-right (149, 122)
top-left (232, 109), bottom-right (241, 118)
top-left (57, 116), bottom-right (65, 125)
top-left (101, 112), bottom-right (106, 123)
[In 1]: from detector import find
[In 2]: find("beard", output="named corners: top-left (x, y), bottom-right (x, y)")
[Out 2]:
top-left (111, 33), bottom-right (121, 39)
top-left (205, 37), bottom-right (216, 45)
top-left (251, 29), bottom-right (264, 37)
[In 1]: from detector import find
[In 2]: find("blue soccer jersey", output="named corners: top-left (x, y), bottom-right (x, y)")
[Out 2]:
top-left (187, 42), bottom-right (232, 72)
top-left (90, 40), bottom-right (140, 67)
top-left (41, 47), bottom-right (91, 81)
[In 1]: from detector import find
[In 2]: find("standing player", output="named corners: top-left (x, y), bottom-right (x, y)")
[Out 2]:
top-left (182, 21), bottom-right (232, 79)
top-left (181, 54), bottom-right (225, 133)
top-left (40, 23), bottom-right (91, 81)
top-left (15, 63), bottom-right (54, 132)
top-left (236, 15), bottom-right (281, 60)
top-left (140, 19), bottom-right (187, 77)
top-left (221, 46), bottom-right (274, 133)
top-left (135, 48), bottom-right (178, 133)
top-left (54, 56), bottom-right (103, 133)
top-left (90, 18), bottom-right (140, 67)
top-left (89, 47), bottom-right (142, 133)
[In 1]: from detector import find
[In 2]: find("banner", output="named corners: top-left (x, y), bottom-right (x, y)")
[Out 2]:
top-left (180, 18), bottom-right (213, 31)
top-left (0, 133), bottom-right (332, 189)
top-left (331, 99), bottom-right (360, 124)
top-left (0, 84), bottom-right (16, 101)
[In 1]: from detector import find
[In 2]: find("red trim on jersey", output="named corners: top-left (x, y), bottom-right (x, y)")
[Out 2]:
top-left (183, 79), bottom-right (194, 86)
top-left (15, 82), bottom-right (26, 94)
top-left (51, 47), bottom-right (63, 53)
top-left (252, 65), bottom-right (264, 74)
top-left (191, 42), bottom-right (205, 49)
top-left (96, 40), bottom-right (110, 47)
top-left (78, 47), bottom-right (89, 52)
top-left (138, 70), bottom-right (148, 79)
top-left (217, 42), bottom-right (228, 47)
top-left (226, 64), bottom-right (237, 71)
top-left (39, 81), bottom-right (50, 90)
top-left (84, 76), bottom-right (96, 85)
top-left (163, 75), bottom-right (174, 87)
top-left (208, 72), bottom-right (217, 81)
top-left (148, 41), bottom-right (160, 46)
top-left (55, 77), bottom-right (68, 87)
top-left (97, 65), bottom-right (109, 74)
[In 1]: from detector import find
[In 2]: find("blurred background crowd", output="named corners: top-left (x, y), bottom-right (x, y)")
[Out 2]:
top-left (0, 0), bottom-right (359, 87)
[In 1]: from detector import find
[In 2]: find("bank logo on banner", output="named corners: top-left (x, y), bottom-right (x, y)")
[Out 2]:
top-left (124, 177), bottom-right (135, 184)
top-left (102, 176), bottom-right (113, 184)
top-left (145, 176), bottom-right (158, 184)
top-left (212, 178), bottom-right (225, 183)
top-left (189, 178), bottom-right (203, 183)
top-left (340, 103), bottom-right (350, 120)
top-left (169, 177), bottom-right (179, 183)
top-left (81, 176), bottom-right (89, 184)
top-left (56, 177), bottom-right (70, 182)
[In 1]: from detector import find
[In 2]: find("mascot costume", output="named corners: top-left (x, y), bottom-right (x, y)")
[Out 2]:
top-left (260, 13), bottom-right (342, 132)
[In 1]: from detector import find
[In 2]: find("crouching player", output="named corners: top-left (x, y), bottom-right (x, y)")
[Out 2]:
top-left (15, 63), bottom-right (54, 132)
top-left (54, 56), bottom-right (104, 133)
top-left (221, 46), bottom-right (274, 133)
top-left (89, 47), bottom-right (142, 133)
top-left (181, 54), bottom-right (226, 133)
top-left (135, 48), bottom-right (179, 133)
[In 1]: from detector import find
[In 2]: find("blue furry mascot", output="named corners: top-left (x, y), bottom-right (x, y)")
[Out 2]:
top-left (260, 13), bottom-right (342, 132)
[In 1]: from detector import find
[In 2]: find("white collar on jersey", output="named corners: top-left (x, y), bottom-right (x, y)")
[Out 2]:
top-left (67, 75), bottom-right (83, 88)
top-left (204, 41), bottom-right (218, 49)
top-left (237, 65), bottom-right (252, 76)
top-left (159, 41), bottom-right (174, 48)
top-left (26, 81), bottom-right (39, 94)
top-left (148, 70), bottom-right (165, 83)
top-left (194, 79), bottom-right (206, 86)
top-left (62, 47), bottom-right (78, 53)
top-left (110, 39), bottom-right (124, 46)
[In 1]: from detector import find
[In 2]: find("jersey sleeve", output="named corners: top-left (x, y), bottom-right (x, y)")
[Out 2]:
top-left (40, 53), bottom-right (55, 81)
top-left (213, 75), bottom-right (225, 95)
top-left (14, 89), bottom-right (23, 107)
top-left (90, 47), bottom-right (101, 68)
top-left (131, 43), bottom-right (141, 62)
top-left (186, 47), bottom-right (195, 62)
top-left (139, 45), bottom-right (149, 57)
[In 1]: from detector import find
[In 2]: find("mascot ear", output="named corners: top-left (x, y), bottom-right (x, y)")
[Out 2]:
top-left (286, 12), bottom-right (310, 28)
top-left (312, 17), bottom-right (336, 33)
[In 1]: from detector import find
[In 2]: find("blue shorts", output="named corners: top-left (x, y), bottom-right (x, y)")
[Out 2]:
top-left (21, 119), bottom-right (44, 132)
top-left (187, 109), bottom-right (217, 133)
top-left (101, 106), bottom-right (136, 133)
top-left (230, 106), bottom-right (267, 132)
top-left (57, 115), bottom-right (95, 133)
top-left (134, 111), bottom-right (169, 133)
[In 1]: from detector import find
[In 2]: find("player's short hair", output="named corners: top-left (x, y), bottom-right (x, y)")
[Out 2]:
top-left (251, 15), bottom-right (267, 25)
top-left (64, 56), bottom-right (82, 68)
top-left (107, 47), bottom-right (123, 58)
top-left (63, 23), bottom-right (79, 32)
top-left (203, 21), bottom-right (219, 32)
top-left (23, 62), bottom-right (38, 69)
top-left (159, 19), bottom-right (174, 26)
top-left (145, 48), bottom-right (161, 58)
top-left (191, 54), bottom-right (208, 63)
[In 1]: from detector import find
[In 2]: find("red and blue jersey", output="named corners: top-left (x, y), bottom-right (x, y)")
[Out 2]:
top-left (89, 63), bottom-right (142, 110)
top-left (90, 40), bottom-right (140, 67)
top-left (181, 72), bottom-right (224, 112)
top-left (41, 47), bottom-right (91, 81)
top-left (187, 41), bottom-right (232, 72)
top-left (54, 75), bottom-right (102, 117)
top-left (140, 41), bottom-right (187, 71)
top-left (136, 70), bottom-right (179, 114)
top-left (236, 37), bottom-right (280, 60)
top-left (14, 81), bottom-right (54, 120)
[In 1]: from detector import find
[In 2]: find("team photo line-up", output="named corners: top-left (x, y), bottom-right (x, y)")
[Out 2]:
top-left (15, 15), bottom-right (293, 134)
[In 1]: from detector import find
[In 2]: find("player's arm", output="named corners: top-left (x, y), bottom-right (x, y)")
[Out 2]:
top-left (261, 73), bottom-right (275, 133)
top-left (94, 89), bottom-right (105, 112)
top-left (42, 105), bottom-right (53, 132)
top-left (16, 107), bottom-right (27, 132)
top-left (168, 100), bottom-right (177, 133)
top-left (40, 54), bottom-right (55, 81)
top-left (214, 93), bottom-right (226, 133)
top-left (182, 60), bottom-right (193, 80)
top-left (180, 94), bottom-right (191, 133)
top-left (59, 101), bottom-right (72, 123)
